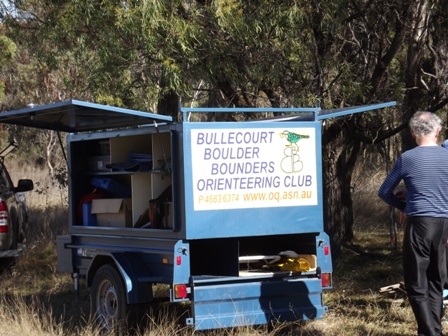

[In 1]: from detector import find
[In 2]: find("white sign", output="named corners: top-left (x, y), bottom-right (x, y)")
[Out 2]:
top-left (191, 128), bottom-right (318, 210)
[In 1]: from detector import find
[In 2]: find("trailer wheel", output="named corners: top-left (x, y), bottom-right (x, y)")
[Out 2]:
top-left (91, 264), bottom-right (128, 333)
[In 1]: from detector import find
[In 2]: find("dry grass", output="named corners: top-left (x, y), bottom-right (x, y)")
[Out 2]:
top-left (7, 159), bottom-right (68, 208)
top-left (0, 159), bottom-right (433, 335)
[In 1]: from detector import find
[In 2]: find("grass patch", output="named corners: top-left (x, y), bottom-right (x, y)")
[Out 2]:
top-left (0, 162), bottom-right (424, 335)
top-left (0, 204), bottom-right (418, 336)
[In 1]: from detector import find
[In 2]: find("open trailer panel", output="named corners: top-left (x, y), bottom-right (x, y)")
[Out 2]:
top-left (0, 100), bottom-right (396, 330)
top-left (182, 119), bottom-right (323, 238)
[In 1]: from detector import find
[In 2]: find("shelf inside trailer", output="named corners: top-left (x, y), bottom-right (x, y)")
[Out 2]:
top-left (72, 131), bottom-right (173, 229)
top-left (85, 168), bottom-right (169, 176)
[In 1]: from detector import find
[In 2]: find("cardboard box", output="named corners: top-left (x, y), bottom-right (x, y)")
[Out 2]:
top-left (91, 198), bottom-right (132, 228)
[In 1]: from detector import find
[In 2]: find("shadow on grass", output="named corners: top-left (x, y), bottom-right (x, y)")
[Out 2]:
top-left (0, 269), bottom-right (193, 335)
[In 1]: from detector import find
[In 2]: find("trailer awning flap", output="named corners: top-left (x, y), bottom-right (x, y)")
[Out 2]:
top-left (0, 100), bottom-right (173, 132)
top-left (317, 101), bottom-right (396, 120)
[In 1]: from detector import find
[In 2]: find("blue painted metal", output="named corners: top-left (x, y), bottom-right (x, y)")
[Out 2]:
top-left (182, 121), bottom-right (324, 239)
top-left (317, 101), bottom-right (397, 120)
top-left (190, 277), bottom-right (325, 330)
top-left (181, 107), bottom-right (319, 122)
top-left (0, 99), bottom-right (397, 331)
top-left (172, 240), bottom-right (191, 285)
top-left (316, 232), bottom-right (333, 276)
top-left (180, 101), bottom-right (396, 240)
top-left (0, 100), bottom-right (172, 132)
top-left (182, 101), bottom-right (397, 122)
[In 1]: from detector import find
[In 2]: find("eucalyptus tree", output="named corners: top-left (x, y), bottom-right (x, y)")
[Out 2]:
top-left (0, 22), bottom-right (17, 108)
top-left (0, 0), bottom-right (402, 254)
top-left (4, 0), bottom-right (448, 255)
top-left (0, 37), bottom-right (67, 172)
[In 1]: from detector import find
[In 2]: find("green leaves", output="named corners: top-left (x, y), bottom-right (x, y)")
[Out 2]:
top-left (0, 34), bottom-right (17, 100)
top-left (0, 35), bottom-right (16, 62)
top-left (2, 0), bottom-right (447, 116)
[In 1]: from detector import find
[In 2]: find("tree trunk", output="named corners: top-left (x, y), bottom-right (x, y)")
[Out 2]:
top-left (402, 0), bottom-right (431, 151)
top-left (157, 89), bottom-right (179, 121)
top-left (322, 118), bottom-right (361, 257)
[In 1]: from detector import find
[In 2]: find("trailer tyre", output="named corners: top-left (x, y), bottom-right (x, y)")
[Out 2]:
top-left (91, 264), bottom-right (128, 333)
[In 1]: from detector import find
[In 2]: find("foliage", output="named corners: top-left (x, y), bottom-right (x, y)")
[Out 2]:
top-left (1, 0), bottom-right (448, 252)
top-left (0, 35), bottom-right (16, 62)
top-left (0, 33), bottom-right (17, 102)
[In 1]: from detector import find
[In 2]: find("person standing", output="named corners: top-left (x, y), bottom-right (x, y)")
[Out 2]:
top-left (378, 111), bottom-right (448, 336)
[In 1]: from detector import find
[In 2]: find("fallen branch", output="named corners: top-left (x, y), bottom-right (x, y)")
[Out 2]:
top-left (379, 282), bottom-right (406, 295)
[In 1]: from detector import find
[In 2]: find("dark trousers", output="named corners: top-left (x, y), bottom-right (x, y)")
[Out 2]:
top-left (403, 216), bottom-right (448, 336)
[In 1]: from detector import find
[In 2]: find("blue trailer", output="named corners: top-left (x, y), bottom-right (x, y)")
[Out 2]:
top-left (0, 100), bottom-right (395, 331)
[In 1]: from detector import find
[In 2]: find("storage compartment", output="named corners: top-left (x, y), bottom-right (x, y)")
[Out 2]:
top-left (131, 173), bottom-right (152, 225)
top-left (91, 177), bottom-right (131, 198)
top-left (86, 139), bottom-right (112, 172)
top-left (88, 155), bottom-right (111, 172)
top-left (239, 252), bottom-right (317, 275)
top-left (148, 185), bottom-right (173, 229)
top-left (238, 234), bottom-right (317, 275)
top-left (110, 135), bottom-right (151, 165)
top-left (70, 130), bottom-right (173, 229)
top-left (190, 238), bottom-right (239, 276)
top-left (189, 234), bottom-right (318, 277)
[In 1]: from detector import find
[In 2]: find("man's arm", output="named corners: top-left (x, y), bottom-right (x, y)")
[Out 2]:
top-left (378, 158), bottom-right (406, 212)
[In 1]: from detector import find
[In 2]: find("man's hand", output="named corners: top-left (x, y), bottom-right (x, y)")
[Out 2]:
top-left (395, 189), bottom-right (407, 201)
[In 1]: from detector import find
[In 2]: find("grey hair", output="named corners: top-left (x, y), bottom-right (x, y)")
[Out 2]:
top-left (409, 111), bottom-right (442, 136)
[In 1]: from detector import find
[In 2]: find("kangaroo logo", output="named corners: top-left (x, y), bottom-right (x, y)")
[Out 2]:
top-left (280, 130), bottom-right (310, 173)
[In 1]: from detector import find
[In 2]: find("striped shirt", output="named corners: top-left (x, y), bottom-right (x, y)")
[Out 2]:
top-left (378, 145), bottom-right (448, 217)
